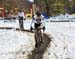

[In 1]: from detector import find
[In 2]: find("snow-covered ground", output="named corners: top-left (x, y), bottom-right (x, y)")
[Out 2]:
top-left (43, 22), bottom-right (75, 59)
top-left (0, 20), bottom-right (31, 29)
top-left (0, 28), bottom-right (35, 59)
top-left (0, 19), bottom-right (75, 59)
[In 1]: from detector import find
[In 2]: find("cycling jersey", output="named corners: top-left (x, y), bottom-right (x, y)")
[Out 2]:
top-left (33, 15), bottom-right (44, 24)
top-left (18, 12), bottom-right (25, 19)
top-left (31, 14), bottom-right (45, 28)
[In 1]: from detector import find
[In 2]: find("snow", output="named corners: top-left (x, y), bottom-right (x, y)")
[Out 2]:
top-left (0, 20), bottom-right (19, 28)
top-left (0, 19), bottom-right (75, 59)
top-left (43, 22), bottom-right (75, 59)
top-left (0, 29), bottom-right (35, 59)
top-left (0, 20), bottom-right (31, 29)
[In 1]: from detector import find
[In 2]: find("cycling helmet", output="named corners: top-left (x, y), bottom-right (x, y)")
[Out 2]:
top-left (36, 11), bottom-right (41, 17)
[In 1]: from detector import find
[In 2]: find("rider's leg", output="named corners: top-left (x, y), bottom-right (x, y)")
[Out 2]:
top-left (21, 20), bottom-right (24, 30)
top-left (34, 30), bottom-right (38, 48)
top-left (40, 30), bottom-right (43, 43)
top-left (20, 17), bottom-right (24, 30)
top-left (19, 17), bottom-right (21, 29)
top-left (34, 23), bottom-right (38, 48)
top-left (19, 17), bottom-right (24, 30)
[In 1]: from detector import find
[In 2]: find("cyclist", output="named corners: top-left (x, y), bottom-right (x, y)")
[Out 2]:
top-left (18, 10), bottom-right (25, 30)
top-left (30, 11), bottom-right (45, 48)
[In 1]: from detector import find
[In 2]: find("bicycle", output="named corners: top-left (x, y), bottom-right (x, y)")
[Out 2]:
top-left (30, 25), bottom-right (44, 48)
top-left (30, 24), bottom-right (45, 53)
top-left (34, 26), bottom-right (43, 48)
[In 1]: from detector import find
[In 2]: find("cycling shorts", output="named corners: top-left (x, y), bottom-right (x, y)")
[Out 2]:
top-left (34, 23), bottom-right (42, 29)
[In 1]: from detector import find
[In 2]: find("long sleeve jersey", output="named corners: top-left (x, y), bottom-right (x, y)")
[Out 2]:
top-left (30, 14), bottom-right (45, 27)
top-left (18, 12), bottom-right (25, 19)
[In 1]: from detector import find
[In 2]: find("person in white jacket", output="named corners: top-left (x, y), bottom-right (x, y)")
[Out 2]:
top-left (18, 10), bottom-right (25, 30)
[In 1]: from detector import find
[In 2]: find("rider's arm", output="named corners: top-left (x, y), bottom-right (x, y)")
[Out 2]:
top-left (30, 15), bottom-right (35, 27)
top-left (17, 12), bottom-right (20, 19)
top-left (41, 15), bottom-right (45, 26)
top-left (30, 15), bottom-right (35, 31)
top-left (41, 15), bottom-right (46, 31)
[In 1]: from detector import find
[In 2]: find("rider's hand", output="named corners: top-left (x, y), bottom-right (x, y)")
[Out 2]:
top-left (30, 26), bottom-right (33, 31)
top-left (43, 26), bottom-right (45, 31)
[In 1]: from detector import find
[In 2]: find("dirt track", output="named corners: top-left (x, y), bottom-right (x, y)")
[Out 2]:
top-left (28, 33), bottom-right (51, 59)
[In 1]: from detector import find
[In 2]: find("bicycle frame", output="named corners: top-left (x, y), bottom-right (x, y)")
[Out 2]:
top-left (34, 26), bottom-right (43, 48)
